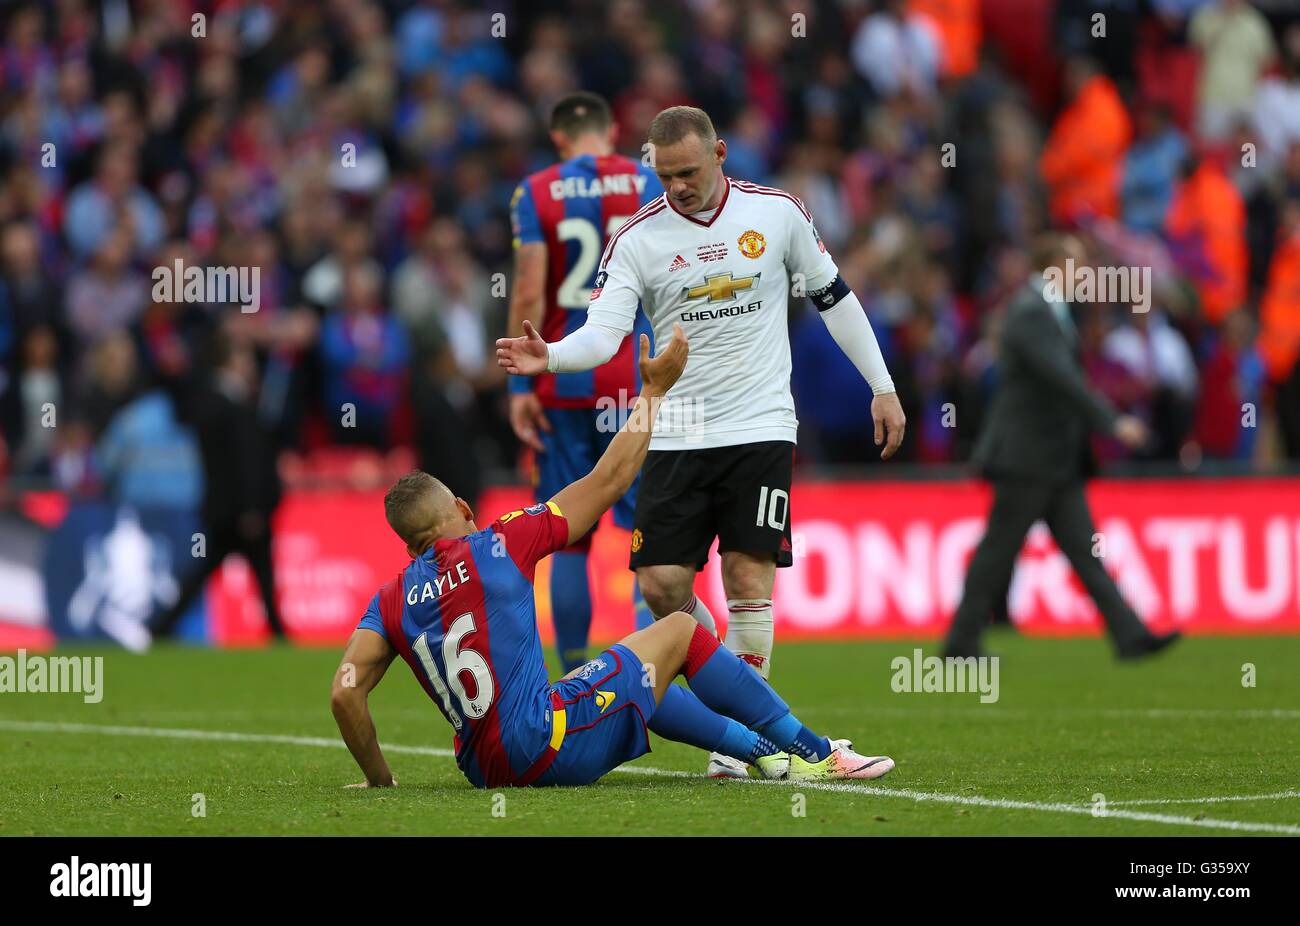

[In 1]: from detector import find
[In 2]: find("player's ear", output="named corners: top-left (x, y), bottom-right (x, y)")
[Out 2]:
top-left (549, 129), bottom-right (568, 155)
top-left (714, 137), bottom-right (727, 166)
top-left (456, 497), bottom-right (475, 524)
top-left (607, 122), bottom-right (618, 148)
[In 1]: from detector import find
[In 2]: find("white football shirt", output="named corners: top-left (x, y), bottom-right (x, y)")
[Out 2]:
top-left (588, 178), bottom-right (838, 450)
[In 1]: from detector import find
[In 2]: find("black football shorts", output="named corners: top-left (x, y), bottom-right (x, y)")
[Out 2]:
top-left (629, 440), bottom-right (794, 571)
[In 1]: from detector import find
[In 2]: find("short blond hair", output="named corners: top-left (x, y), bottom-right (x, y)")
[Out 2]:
top-left (648, 106), bottom-right (717, 148)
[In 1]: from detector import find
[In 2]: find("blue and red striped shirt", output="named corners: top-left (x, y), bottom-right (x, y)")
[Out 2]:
top-left (509, 153), bottom-right (661, 407)
top-left (357, 502), bottom-right (571, 788)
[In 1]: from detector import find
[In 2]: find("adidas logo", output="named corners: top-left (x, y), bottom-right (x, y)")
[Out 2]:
top-left (668, 254), bottom-right (689, 273)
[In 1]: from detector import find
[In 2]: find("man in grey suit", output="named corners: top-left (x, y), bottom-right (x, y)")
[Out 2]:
top-left (942, 235), bottom-right (1180, 660)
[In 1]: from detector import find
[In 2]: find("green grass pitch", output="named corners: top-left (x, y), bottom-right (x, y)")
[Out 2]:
top-left (1, 635), bottom-right (1297, 836)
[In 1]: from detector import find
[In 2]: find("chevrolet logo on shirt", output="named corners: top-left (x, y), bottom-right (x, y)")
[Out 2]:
top-left (683, 271), bottom-right (761, 303)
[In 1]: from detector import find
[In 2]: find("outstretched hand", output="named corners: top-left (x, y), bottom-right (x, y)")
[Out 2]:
top-left (638, 323), bottom-right (688, 397)
top-left (495, 319), bottom-right (549, 377)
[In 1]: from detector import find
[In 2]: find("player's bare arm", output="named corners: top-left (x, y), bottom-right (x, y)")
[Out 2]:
top-left (506, 242), bottom-right (551, 450)
top-left (331, 629), bottom-right (399, 788)
top-left (549, 324), bottom-right (687, 543)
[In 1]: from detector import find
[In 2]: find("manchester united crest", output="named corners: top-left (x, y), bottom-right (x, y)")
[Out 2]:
top-left (631, 528), bottom-right (643, 553)
top-left (737, 229), bottom-right (766, 259)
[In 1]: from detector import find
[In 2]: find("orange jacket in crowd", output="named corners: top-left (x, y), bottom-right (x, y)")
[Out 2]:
top-left (1165, 160), bottom-right (1248, 325)
top-left (1258, 228), bottom-right (1300, 384)
top-left (909, 0), bottom-right (981, 79)
top-left (1039, 75), bottom-right (1132, 223)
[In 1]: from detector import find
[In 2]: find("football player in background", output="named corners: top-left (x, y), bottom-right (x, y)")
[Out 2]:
top-left (497, 105), bottom-right (906, 778)
top-left (330, 325), bottom-right (894, 788)
top-left (507, 91), bottom-right (662, 673)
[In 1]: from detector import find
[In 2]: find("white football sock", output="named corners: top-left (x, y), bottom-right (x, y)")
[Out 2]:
top-left (725, 598), bottom-right (773, 679)
top-left (679, 593), bottom-right (718, 637)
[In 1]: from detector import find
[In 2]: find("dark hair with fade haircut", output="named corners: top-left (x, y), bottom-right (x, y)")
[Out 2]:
top-left (550, 92), bottom-right (612, 137)
top-left (384, 470), bottom-right (447, 544)
top-left (647, 106), bottom-right (717, 148)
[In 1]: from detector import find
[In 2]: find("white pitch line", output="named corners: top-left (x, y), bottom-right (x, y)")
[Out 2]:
top-left (814, 706), bottom-right (1300, 720)
top-left (2, 719), bottom-right (1297, 836)
top-left (1097, 708), bottom-right (1300, 720)
top-left (0, 719), bottom-right (456, 758)
top-left (725, 779), bottom-right (1300, 835)
top-left (1102, 790), bottom-right (1300, 807)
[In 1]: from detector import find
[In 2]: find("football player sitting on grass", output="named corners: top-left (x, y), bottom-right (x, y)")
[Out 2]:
top-left (331, 325), bottom-right (894, 788)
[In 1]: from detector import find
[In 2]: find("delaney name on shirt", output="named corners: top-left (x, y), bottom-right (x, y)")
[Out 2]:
top-left (547, 172), bottom-right (650, 201)
top-left (405, 560), bottom-right (472, 605)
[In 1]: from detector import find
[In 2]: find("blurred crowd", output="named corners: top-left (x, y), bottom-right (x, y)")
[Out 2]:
top-left (2, 0), bottom-right (1300, 512)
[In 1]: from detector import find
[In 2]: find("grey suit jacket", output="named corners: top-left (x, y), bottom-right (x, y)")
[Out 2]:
top-left (971, 280), bottom-right (1119, 482)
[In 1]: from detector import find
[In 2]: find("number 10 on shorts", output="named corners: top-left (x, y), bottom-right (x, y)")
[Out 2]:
top-left (756, 486), bottom-right (789, 530)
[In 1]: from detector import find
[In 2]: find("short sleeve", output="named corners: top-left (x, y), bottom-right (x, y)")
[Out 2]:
top-left (491, 501), bottom-right (571, 579)
top-left (356, 591), bottom-right (387, 639)
top-left (784, 198), bottom-right (839, 295)
top-left (510, 181), bottom-right (543, 247)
